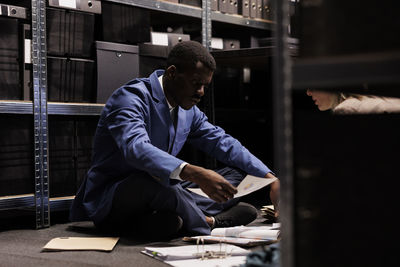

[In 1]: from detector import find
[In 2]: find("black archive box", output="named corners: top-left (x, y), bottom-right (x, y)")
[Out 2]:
top-left (47, 0), bottom-right (102, 14)
top-left (48, 117), bottom-right (75, 197)
top-left (48, 116), bottom-right (97, 197)
top-left (0, 3), bottom-right (31, 100)
top-left (241, 0), bottom-right (250, 17)
top-left (262, 0), bottom-right (273, 20)
top-left (223, 39), bottom-right (240, 50)
top-left (249, 0), bottom-right (257, 18)
top-left (95, 41), bottom-right (139, 103)
top-left (299, 0), bottom-right (400, 57)
top-left (179, 0), bottom-right (201, 7)
top-left (0, 114), bottom-right (34, 196)
top-left (0, 17), bottom-right (20, 100)
top-left (46, 7), bottom-right (95, 58)
top-left (101, 1), bottom-right (151, 45)
top-left (76, 118), bottom-right (97, 190)
top-left (219, 0), bottom-right (228, 13)
top-left (47, 56), bottom-right (95, 102)
top-left (211, 0), bottom-right (218, 11)
top-left (228, 0), bottom-right (238, 14)
top-left (139, 32), bottom-right (191, 77)
top-left (139, 44), bottom-right (169, 78)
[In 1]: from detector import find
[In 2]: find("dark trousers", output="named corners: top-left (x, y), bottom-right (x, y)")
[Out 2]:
top-left (100, 166), bottom-right (246, 235)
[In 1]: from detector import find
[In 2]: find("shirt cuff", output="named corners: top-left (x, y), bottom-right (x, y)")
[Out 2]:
top-left (170, 162), bottom-right (188, 181)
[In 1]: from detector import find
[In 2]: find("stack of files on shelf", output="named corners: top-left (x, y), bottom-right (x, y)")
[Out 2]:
top-left (46, 2), bottom-right (98, 103)
top-left (142, 243), bottom-right (250, 267)
top-left (0, 3), bottom-right (31, 100)
top-left (183, 225), bottom-right (280, 247)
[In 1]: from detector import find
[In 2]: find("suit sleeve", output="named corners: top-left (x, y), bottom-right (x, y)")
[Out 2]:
top-left (104, 89), bottom-right (184, 187)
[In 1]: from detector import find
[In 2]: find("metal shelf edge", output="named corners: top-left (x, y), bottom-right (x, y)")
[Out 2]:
top-left (0, 101), bottom-right (33, 114)
top-left (105, 0), bottom-right (273, 29)
top-left (49, 196), bottom-right (74, 211)
top-left (48, 102), bottom-right (104, 116)
top-left (211, 11), bottom-right (274, 30)
top-left (105, 0), bottom-right (201, 18)
top-left (0, 194), bottom-right (35, 210)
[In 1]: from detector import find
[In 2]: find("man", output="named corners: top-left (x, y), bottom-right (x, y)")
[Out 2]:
top-left (70, 41), bottom-right (279, 239)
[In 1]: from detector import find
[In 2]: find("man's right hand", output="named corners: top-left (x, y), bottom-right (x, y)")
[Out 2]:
top-left (180, 164), bottom-right (238, 203)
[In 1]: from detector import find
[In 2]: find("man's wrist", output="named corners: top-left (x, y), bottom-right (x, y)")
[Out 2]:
top-left (170, 162), bottom-right (188, 181)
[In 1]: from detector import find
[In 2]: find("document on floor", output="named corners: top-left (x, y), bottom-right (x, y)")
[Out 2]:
top-left (183, 225), bottom-right (280, 247)
top-left (141, 243), bottom-right (250, 267)
top-left (187, 175), bottom-right (277, 199)
top-left (42, 237), bottom-right (120, 252)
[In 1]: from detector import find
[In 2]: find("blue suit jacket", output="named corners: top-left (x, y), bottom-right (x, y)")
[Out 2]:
top-left (70, 70), bottom-right (271, 224)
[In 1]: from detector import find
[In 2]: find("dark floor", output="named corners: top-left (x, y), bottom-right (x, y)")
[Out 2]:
top-left (0, 202), bottom-right (275, 267)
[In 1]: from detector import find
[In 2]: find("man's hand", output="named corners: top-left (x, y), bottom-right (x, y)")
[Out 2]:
top-left (180, 164), bottom-right (238, 203)
top-left (265, 172), bottom-right (280, 218)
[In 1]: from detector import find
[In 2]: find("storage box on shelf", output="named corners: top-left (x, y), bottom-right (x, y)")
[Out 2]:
top-left (46, 7), bottom-right (95, 58)
top-left (96, 41), bottom-right (139, 103)
top-left (48, 116), bottom-right (97, 198)
top-left (0, 3), bottom-right (31, 101)
top-left (0, 114), bottom-right (34, 197)
top-left (100, 1), bottom-right (151, 45)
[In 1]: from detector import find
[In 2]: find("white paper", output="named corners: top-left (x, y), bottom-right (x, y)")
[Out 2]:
top-left (151, 32), bottom-right (169, 46)
top-left (24, 39), bottom-right (31, 64)
top-left (211, 225), bottom-right (280, 240)
top-left (211, 37), bottom-right (224, 49)
top-left (143, 243), bottom-right (249, 261)
top-left (59, 0), bottom-right (77, 9)
top-left (166, 256), bottom-right (247, 267)
top-left (188, 175), bottom-right (277, 199)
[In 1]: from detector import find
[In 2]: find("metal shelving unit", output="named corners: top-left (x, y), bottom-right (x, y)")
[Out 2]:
top-left (275, 1), bottom-right (400, 266)
top-left (0, 101), bottom-right (34, 114)
top-left (1, 0), bottom-right (274, 228)
top-left (106, 0), bottom-right (273, 30)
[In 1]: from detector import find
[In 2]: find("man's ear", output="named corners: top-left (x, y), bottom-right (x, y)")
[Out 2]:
top-left (165, 65), bottom-right (177, 79)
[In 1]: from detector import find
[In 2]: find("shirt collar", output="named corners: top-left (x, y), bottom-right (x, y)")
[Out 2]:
top-left (158, 75), bottom-right (174, 112)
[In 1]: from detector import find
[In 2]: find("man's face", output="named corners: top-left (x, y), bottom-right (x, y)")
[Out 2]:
top-left (167, 61), bottom-right (213, 110)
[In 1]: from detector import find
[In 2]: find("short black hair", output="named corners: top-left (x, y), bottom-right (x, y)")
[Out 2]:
top-left (167, 40), bottom-right (216, 72)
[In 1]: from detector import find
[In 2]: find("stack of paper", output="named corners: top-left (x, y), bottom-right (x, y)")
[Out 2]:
top-left (142, 243), bottom-right (250, 267)
top-left (261, 205), bottom-right (276, 219)
top-left (183, 225), bottom-right (280, 247)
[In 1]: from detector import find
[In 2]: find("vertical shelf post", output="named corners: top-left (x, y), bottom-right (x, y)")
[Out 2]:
top-left (31, 0), bottom-right (50, 228)
top-left (202, 0), bottom-right (214, 125)
top-left (201, 0), bottom-right (217, 169)
top-left (272, 0), bottom-right (293, 266)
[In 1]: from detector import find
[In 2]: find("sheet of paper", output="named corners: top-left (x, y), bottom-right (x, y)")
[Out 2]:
top-left (42, 237), bottom-right (119, 252)
top-left (211, 226), bottom-right (280, 240)
top-left (183, 235), bottom-right (275, 246)
top-left (165, 256), bottom-right (247, 267)
top-left (188, 175), bottom-right (277, 199)
top-left (143, 243), bottom-right (249, 261)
